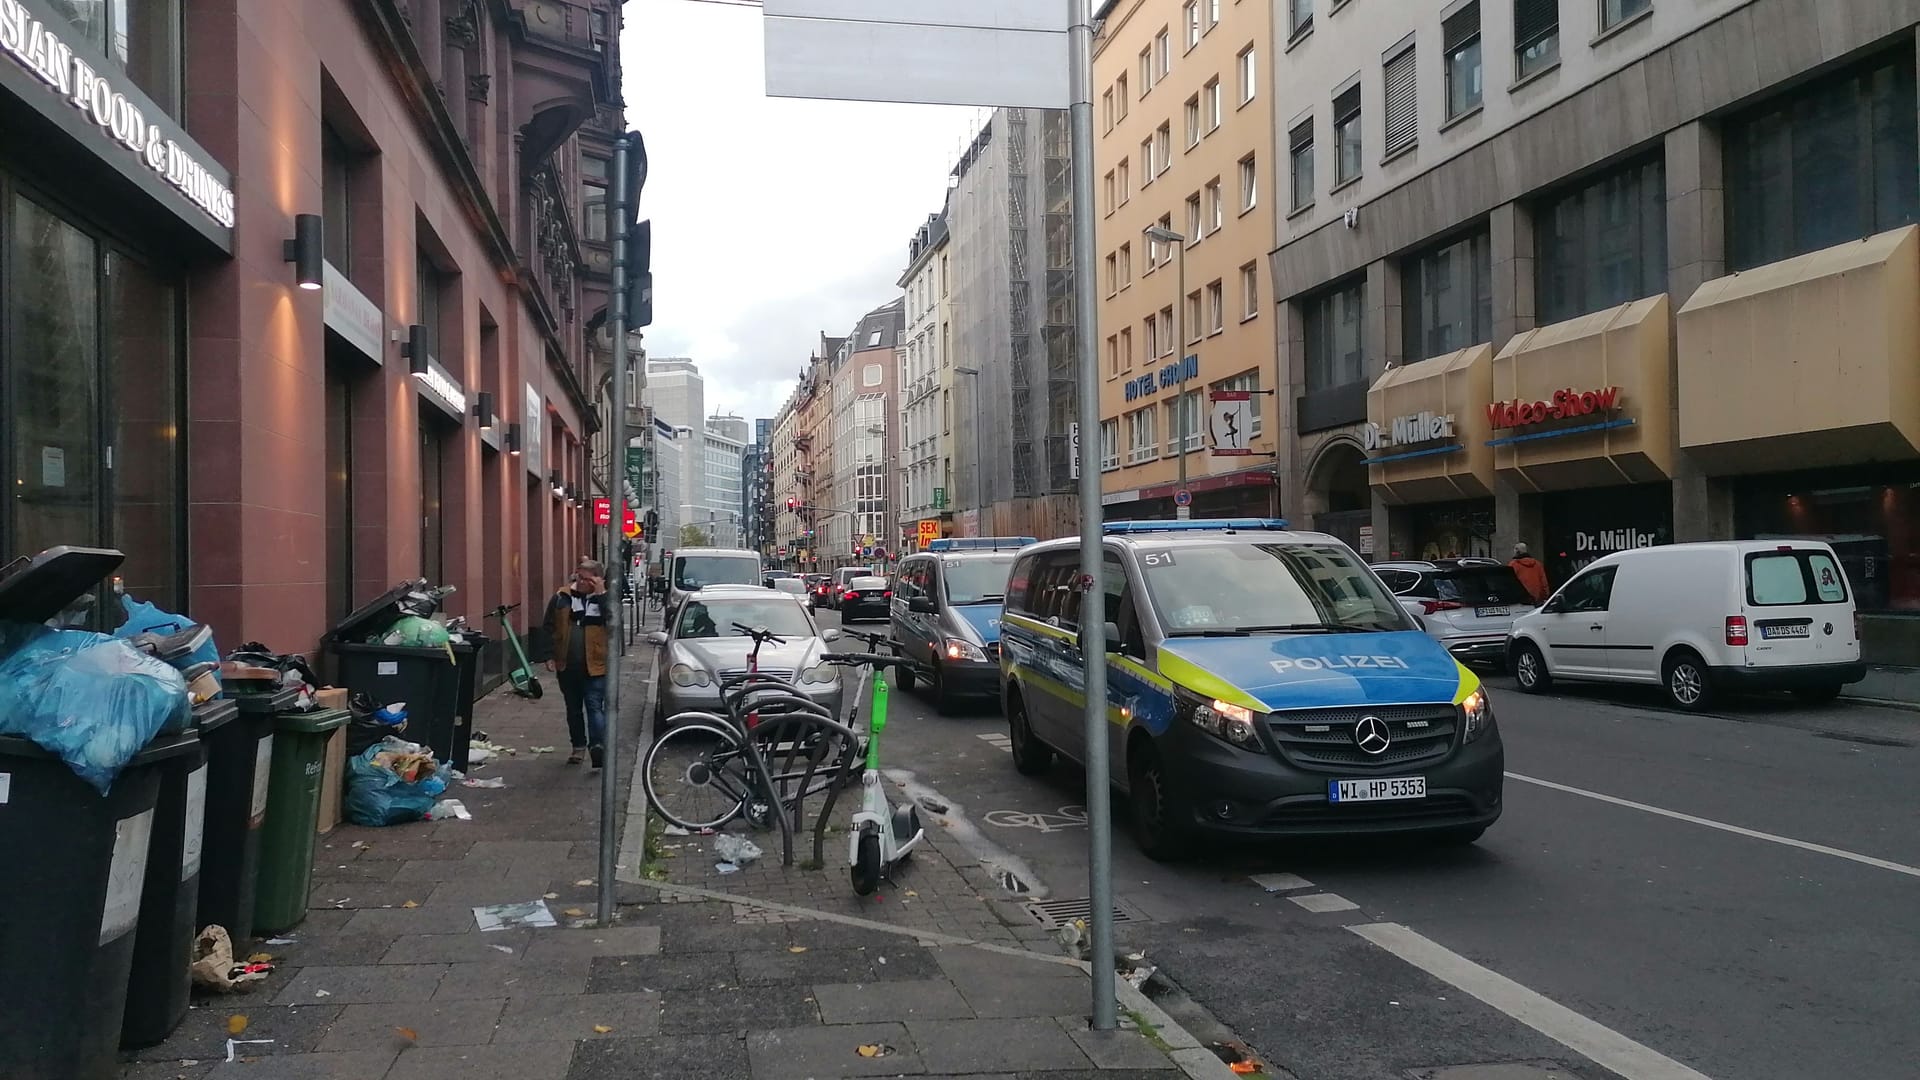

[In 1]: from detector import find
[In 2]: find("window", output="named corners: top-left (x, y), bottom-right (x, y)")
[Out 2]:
top-left (866, 331), bottom-right (883, 348)
top-left (1185, 193), bottom-right (1203, 240)
top-left (1158, 304), bottom-right (1176, 354)
top-left (581, 153), bottom-right (610, 242)
top-left (1205, 0), bottom-right (1221, 30)
top-left (1514, 0), bottom-right (1559, 79)
top-left (1334, 84), bottom-right (1364, 183)
top-left (1104, 170), bottom-right (1116, 214)
top-left (1723, 51), bottom-right (1918, 271)
top-left (1303, 278), bottom-right (1365, 391)
top-left (1288, 0), bottom-right (1312, 39)
top-left (1100, 419), bottom-right (1121, 471)
top-left (1238, 155), bottom-right (1257, 212)
top-left (1383, 47), bottom-right (1417, 155)
top-left (1185, 290), bottom-right (1203, 343)
top-left (416, 248), bottom-right (445, 360)
top-left (1164, 391), bottom-right (1202, 453)
top-left (1155, 123), bottom-right (1172, 173)
top-left (1140, 47), bottom-right (1154, 91)
top-left (1535, 157), bottom-right (1667, 324)
top-left (1206, 280), bottom-right (1225, 333)
top-left (53, 0), bottom-right (183, 117)
top-left (1206, 179), bottom-right (1224, 231)
top-left (1185, 95), bottom-right (1202, 148)
top-left (1118, 159), bottom-right (1131, 203)
top-left (1600, 0), bottom-right (1650, 30)
top-left (1117, 74), bottom-right (1130, 114)
top-left (1240, 262), bottom-right (1259, 319)
top-left (1204, 78), bottom-right (1223, 130)
top-left (1106, 334), bottom-right (1121, 376)
top-left (1746, 551), bottom-right (1850, 606)
top-left (1554, 566), bottom-right (1616, 613)
top-left (1155, 28), bottom-right (1172, 79)
top-left (1289, 120), bottom-right (1315, 210)
top-left (1401, 228), bottom-right (1492, 362)
top-left (1443, 3), bottom-right (1483, 119)
top-left (1213, 371), bottom-right (1265, 435)
top-left (1183, 1), bottom-right (1200, 48)
top-left (1238, 46), bottom-right (1257, 103)
top-left (1156, 213), bottom-right (1174, 265)
top-left (1103, 88), bottom-right (1115, 130)
top-left (1120, 326), bottom-right (1134, 369)
top-left (1118, 242), bottom-right (1132, 285)
top-left (1127, 407), bottom-right (1159, 463)
top-left (1105, 252), bottom-right (1119, 295)
top-left (321, 124), bottom-right (354, 270)
top-left (1143, 313), bottom-right (1159, 359)
top-left (1142, 137), bottom-right (1156, 183)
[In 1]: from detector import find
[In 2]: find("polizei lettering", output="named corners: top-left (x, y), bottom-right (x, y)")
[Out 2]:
top-left (1269, 655), bottom-right (1412, 674)
top-left (0, 0), bottom-right (235, 230)
top-left (1486, 386), bottom-right (1621, 430)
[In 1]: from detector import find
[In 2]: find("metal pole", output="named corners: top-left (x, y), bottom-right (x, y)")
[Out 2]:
top-left (598, 134), bottom-right (630, 927)
top-left (1174, 239), bottom-right (1189, 519)
top-left (1067, 0), bottom-right (1117, 1031)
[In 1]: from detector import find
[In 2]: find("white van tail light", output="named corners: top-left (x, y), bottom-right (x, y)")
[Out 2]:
top-left (1725, 616), bottom-right (1749, 647)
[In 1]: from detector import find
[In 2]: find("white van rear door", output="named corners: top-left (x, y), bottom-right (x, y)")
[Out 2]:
top-left (1742, 547), bottom-right (1856, 668)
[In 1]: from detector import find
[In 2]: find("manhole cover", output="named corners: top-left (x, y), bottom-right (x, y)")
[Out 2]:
top-left (1409, 1062), bottom-right (1591, 1080)
top-left (1024, 896), bottom-right (1135, 929)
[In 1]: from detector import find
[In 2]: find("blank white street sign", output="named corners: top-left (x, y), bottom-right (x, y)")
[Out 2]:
top-left (763, 0), bottom-right (1068, 33)
top-left (1210, 394), bottom-right (1254, 456)
top-left (765, 18), bottom-right (1069, 107)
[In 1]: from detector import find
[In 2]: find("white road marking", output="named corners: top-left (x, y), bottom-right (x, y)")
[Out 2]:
top-left (1506, 771), bottom-right (1920, 880)
top-left (1249, 872), bottom-right (1314, 893)
top-left (1351, 922), bottom-right (1714, 1080)
top-left (976, 733), bottom-right (1013, 754)
top-left (1287, 892), bottom-right (1359, 913)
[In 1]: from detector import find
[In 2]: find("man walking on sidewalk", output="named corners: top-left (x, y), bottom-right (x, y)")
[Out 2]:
top-left (544, 559), bottom-right (609, 767)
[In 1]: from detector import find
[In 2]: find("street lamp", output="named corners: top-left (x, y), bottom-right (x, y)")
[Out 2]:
top-left (1143, 223), bottom-right (1191, 519)
top-left (954, 366), bottom-right (983, 521)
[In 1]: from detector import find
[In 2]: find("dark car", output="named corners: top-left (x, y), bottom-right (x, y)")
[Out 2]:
top-left (838, 576), bottom-right (892, 623)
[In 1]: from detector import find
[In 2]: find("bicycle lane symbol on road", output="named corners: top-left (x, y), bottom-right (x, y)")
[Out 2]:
top-left (984, 805), bottom-right (1089, 833)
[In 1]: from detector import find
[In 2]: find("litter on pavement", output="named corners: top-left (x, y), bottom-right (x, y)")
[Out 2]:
top-left (430, 798), bottom-right (472, 820)
top-left (461, 776), bottom-right (506, 788)
top-left (713, 834), bottom-right (764, 865)
top-left (473, 900), bottom-right (557, 931)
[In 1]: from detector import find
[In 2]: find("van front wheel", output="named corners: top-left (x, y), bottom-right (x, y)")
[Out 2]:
top-left (1663, 650), bottom-right (1715, 711)
top-left (1512, 641), bottom-right (1550, 693)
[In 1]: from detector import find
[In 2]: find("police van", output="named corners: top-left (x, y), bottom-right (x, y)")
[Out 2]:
top-left (998, 519), bottom-right (1504, 859)
top-left (890, 537), bottom-right (1035, 712)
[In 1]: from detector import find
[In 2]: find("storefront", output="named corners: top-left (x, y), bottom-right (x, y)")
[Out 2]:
top-left (0, 0), bottom-right (233, 620)
top-left (1734, 466), bottom-right (1919, 616)
top-left (1541, 482), bottom-right (1674, 587)
top-left (1099, 466), bottom-right (1279, 522)
top-left (1366, 344), bottom-right (1497, 561)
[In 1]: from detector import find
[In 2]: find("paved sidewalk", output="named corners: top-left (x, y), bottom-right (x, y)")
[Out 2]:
top-left (121, 634), bottom-right (1232, 1080)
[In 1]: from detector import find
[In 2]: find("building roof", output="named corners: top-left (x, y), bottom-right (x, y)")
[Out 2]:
top-left (850, 297), bottom-right (906, 352)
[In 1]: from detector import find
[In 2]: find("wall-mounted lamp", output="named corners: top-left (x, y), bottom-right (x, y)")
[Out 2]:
top-left (473, 391), bottom-right (496, 430)
top-left (506, 423), bottom-right (523, 456)
top-left (403, 324), bottom-right (430, 375)
top-left (283, 213), bottom-right (323, 290)
top-left (550, 469), bottom-right (565, 498)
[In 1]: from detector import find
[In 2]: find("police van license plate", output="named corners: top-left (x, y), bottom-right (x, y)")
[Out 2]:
top-left (1329, 777), bottom-right (1426, 803)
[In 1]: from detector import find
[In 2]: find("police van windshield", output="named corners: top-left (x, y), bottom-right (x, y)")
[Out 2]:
top-left (674, 555), bottom-right (760, 591)
top-left (1137, 543), bottom-right (1413, 635)
top-left (944, 555), bottom-right (1016, 605)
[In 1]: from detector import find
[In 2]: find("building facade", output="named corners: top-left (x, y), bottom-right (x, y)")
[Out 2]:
top-left (0, 0), bottom-right (625, 673)
top-left (688, 420), bottom-right (745, 546)
top-left (649, 419), bottom-right (684, 556)
top-left (1093, 0), bottom-right (1282, 520)
top-left (947, 109), bottom-right (1082, 539)
top-left (1271, 0), bottom-right (1919, 662)
top-left (898, 210), bottom-right (954, 550)
top-left (828, 300), bottom-right (904, 565)
top-left (642, 357), bottom-right (704, 431)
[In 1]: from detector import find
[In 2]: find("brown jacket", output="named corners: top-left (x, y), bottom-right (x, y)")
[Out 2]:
top-left (1509, 557), bottom-right (1550, 604)
top-left (545, 588), bottom-right (610, 677)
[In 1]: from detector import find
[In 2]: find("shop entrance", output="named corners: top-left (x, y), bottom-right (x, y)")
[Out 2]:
top-left (1306, 442), bottom-right (1371, 551)
top-left (1541, 482), bottom-right (1673, 591)
top-left (421, 417), bottom-right (453, 585)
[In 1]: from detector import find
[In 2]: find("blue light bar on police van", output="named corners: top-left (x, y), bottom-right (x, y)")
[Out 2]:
top-left (926, 536), bottom-right (1038, 552)
top-left (1102, 518), bottom-right (1291, 535)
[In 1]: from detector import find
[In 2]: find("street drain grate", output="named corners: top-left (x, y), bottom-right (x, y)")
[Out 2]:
top-left (1023, 897), bottom-right (1135, 929)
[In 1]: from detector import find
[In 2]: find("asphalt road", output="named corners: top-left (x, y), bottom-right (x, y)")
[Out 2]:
top-left (814, 607), bottom-right (1920, 1080)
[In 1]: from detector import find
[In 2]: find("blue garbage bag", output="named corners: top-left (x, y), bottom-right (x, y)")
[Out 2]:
top-left (112, 595), bottom-right (221, 671)
top-left (344, 738), bottom-right (449, 827)
top-left (0, 623), bottom-right (192, 794)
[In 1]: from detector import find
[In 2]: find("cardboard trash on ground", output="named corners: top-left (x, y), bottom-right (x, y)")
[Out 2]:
top-left (190, 926), bottom-right (272, 992)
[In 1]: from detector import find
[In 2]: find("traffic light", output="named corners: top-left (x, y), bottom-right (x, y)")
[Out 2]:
top-left (786, 498), bottom-right (798, 512)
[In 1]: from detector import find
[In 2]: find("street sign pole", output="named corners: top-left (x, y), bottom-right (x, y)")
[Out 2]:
top-left (1067, 0), bottom-right (1116, 1031)
top-left (598, 134), bottom-right (631, 928)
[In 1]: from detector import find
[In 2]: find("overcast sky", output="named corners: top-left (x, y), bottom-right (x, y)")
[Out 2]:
top-left (621, 2), bottom-right (983, 426)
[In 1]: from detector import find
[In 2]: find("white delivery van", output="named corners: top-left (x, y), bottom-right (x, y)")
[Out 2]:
top-left (666, 548), bottom-right (764, 617)
top-left (1506, 541), bottom-right (1864, 710)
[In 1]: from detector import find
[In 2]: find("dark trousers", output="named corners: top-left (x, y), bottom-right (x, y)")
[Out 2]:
top-left (556, 666), bottom-right (607, 749)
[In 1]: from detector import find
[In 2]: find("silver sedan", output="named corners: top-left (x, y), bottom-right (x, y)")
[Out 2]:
top-left (647, 588), bottom-right (844, 725)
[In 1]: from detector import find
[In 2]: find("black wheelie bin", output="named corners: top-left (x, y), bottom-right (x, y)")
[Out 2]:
top-left (326, 581), bottom-right (460, 766)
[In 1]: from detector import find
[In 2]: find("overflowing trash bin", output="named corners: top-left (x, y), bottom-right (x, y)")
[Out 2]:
top-left (0, 546), bottom-right (199, 1079)
top-left (326, 579), bottom-right (469, 773)
top-left (254, 708), bottom-right (350, 934)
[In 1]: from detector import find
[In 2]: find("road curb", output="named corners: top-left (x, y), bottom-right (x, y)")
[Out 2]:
top-left (615, 875), bottom-right (1239, 1080)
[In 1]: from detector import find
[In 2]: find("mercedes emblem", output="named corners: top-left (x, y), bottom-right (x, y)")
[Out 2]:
top-left (1353, 715), bottom-right (1392, 755)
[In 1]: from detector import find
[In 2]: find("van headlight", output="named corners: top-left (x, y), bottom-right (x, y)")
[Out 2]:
top-left (1460, 687), bottom-right (1493, 743)
top-left (1178, 687), bottom-right (1263, 749)
top-left (799, 662), bottom-right (838, 685)
top-left (669, 663), bottom-right (712, 688)
top-left (944, 638), bottom-right (988, 662)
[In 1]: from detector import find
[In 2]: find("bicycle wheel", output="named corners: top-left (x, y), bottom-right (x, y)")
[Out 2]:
top-left (643, 722), bottom-right (762, 831)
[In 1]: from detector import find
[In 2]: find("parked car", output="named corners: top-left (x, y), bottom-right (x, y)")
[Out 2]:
top-left (770, 576), bottom-right (814, 610)
top-left (1506, 540), bottom-right (1865, 711)
top-left (1374, 559), bottom-right (1539, 670)
top-left (837, 576), bottom-right (892, 623)
top-left (889, 537), bottom-right (1032, 712)
top-left (646, 587), bottom-right (844, 726)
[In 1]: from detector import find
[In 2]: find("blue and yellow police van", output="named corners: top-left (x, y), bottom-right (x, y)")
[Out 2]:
top-left (997, 519), bottom-right (1503, 858)
top-left (889, 537), bottom-right (1035, 712)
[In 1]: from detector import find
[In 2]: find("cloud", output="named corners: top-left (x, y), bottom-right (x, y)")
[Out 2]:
top-left (622, 3), bottom-right (982, 424)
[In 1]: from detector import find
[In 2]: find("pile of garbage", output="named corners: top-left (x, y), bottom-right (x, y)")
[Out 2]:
top-left (345, 735), bottom-right (449, 827)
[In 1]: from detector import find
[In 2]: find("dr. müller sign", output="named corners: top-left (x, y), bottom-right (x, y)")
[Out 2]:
top-left (0, 0), bottom-right (235, 231)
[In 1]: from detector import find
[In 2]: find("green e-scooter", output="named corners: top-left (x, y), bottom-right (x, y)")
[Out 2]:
top-left (487, 602), bottom-right (544, 699)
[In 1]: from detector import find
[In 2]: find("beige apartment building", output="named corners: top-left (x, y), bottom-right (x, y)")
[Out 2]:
top-left (1093, 0), bottom-right (1283, 520)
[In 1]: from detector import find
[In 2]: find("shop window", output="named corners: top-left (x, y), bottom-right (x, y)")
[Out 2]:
top-left (108, 252), bottom-right (181, 613)
top-left (51, 0), bottom-right (183, 118)
top-left (1736, 469), bottom-right (1920, 614)
top-left (1724, 50), bottom-right (1919, 271)
top-left (1302, 277), bottom-right (1364, 392)
top-left (1401, 227), bottom-right (1491, 363)
top-left (1535, 156), bottom-right (1667, 325)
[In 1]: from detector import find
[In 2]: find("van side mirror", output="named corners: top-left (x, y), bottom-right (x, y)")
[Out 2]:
top-left (1541, 596), bottom-right (1564, 614)
top-left (909, 596), bottom-right (938, 614)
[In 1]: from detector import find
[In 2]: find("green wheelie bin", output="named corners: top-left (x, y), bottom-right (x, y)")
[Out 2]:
top-left (252, 709), bottom-right (350, 935)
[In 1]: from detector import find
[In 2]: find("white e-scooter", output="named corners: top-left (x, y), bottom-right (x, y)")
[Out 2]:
top-left (842, 646), bottom-right (925, 895)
